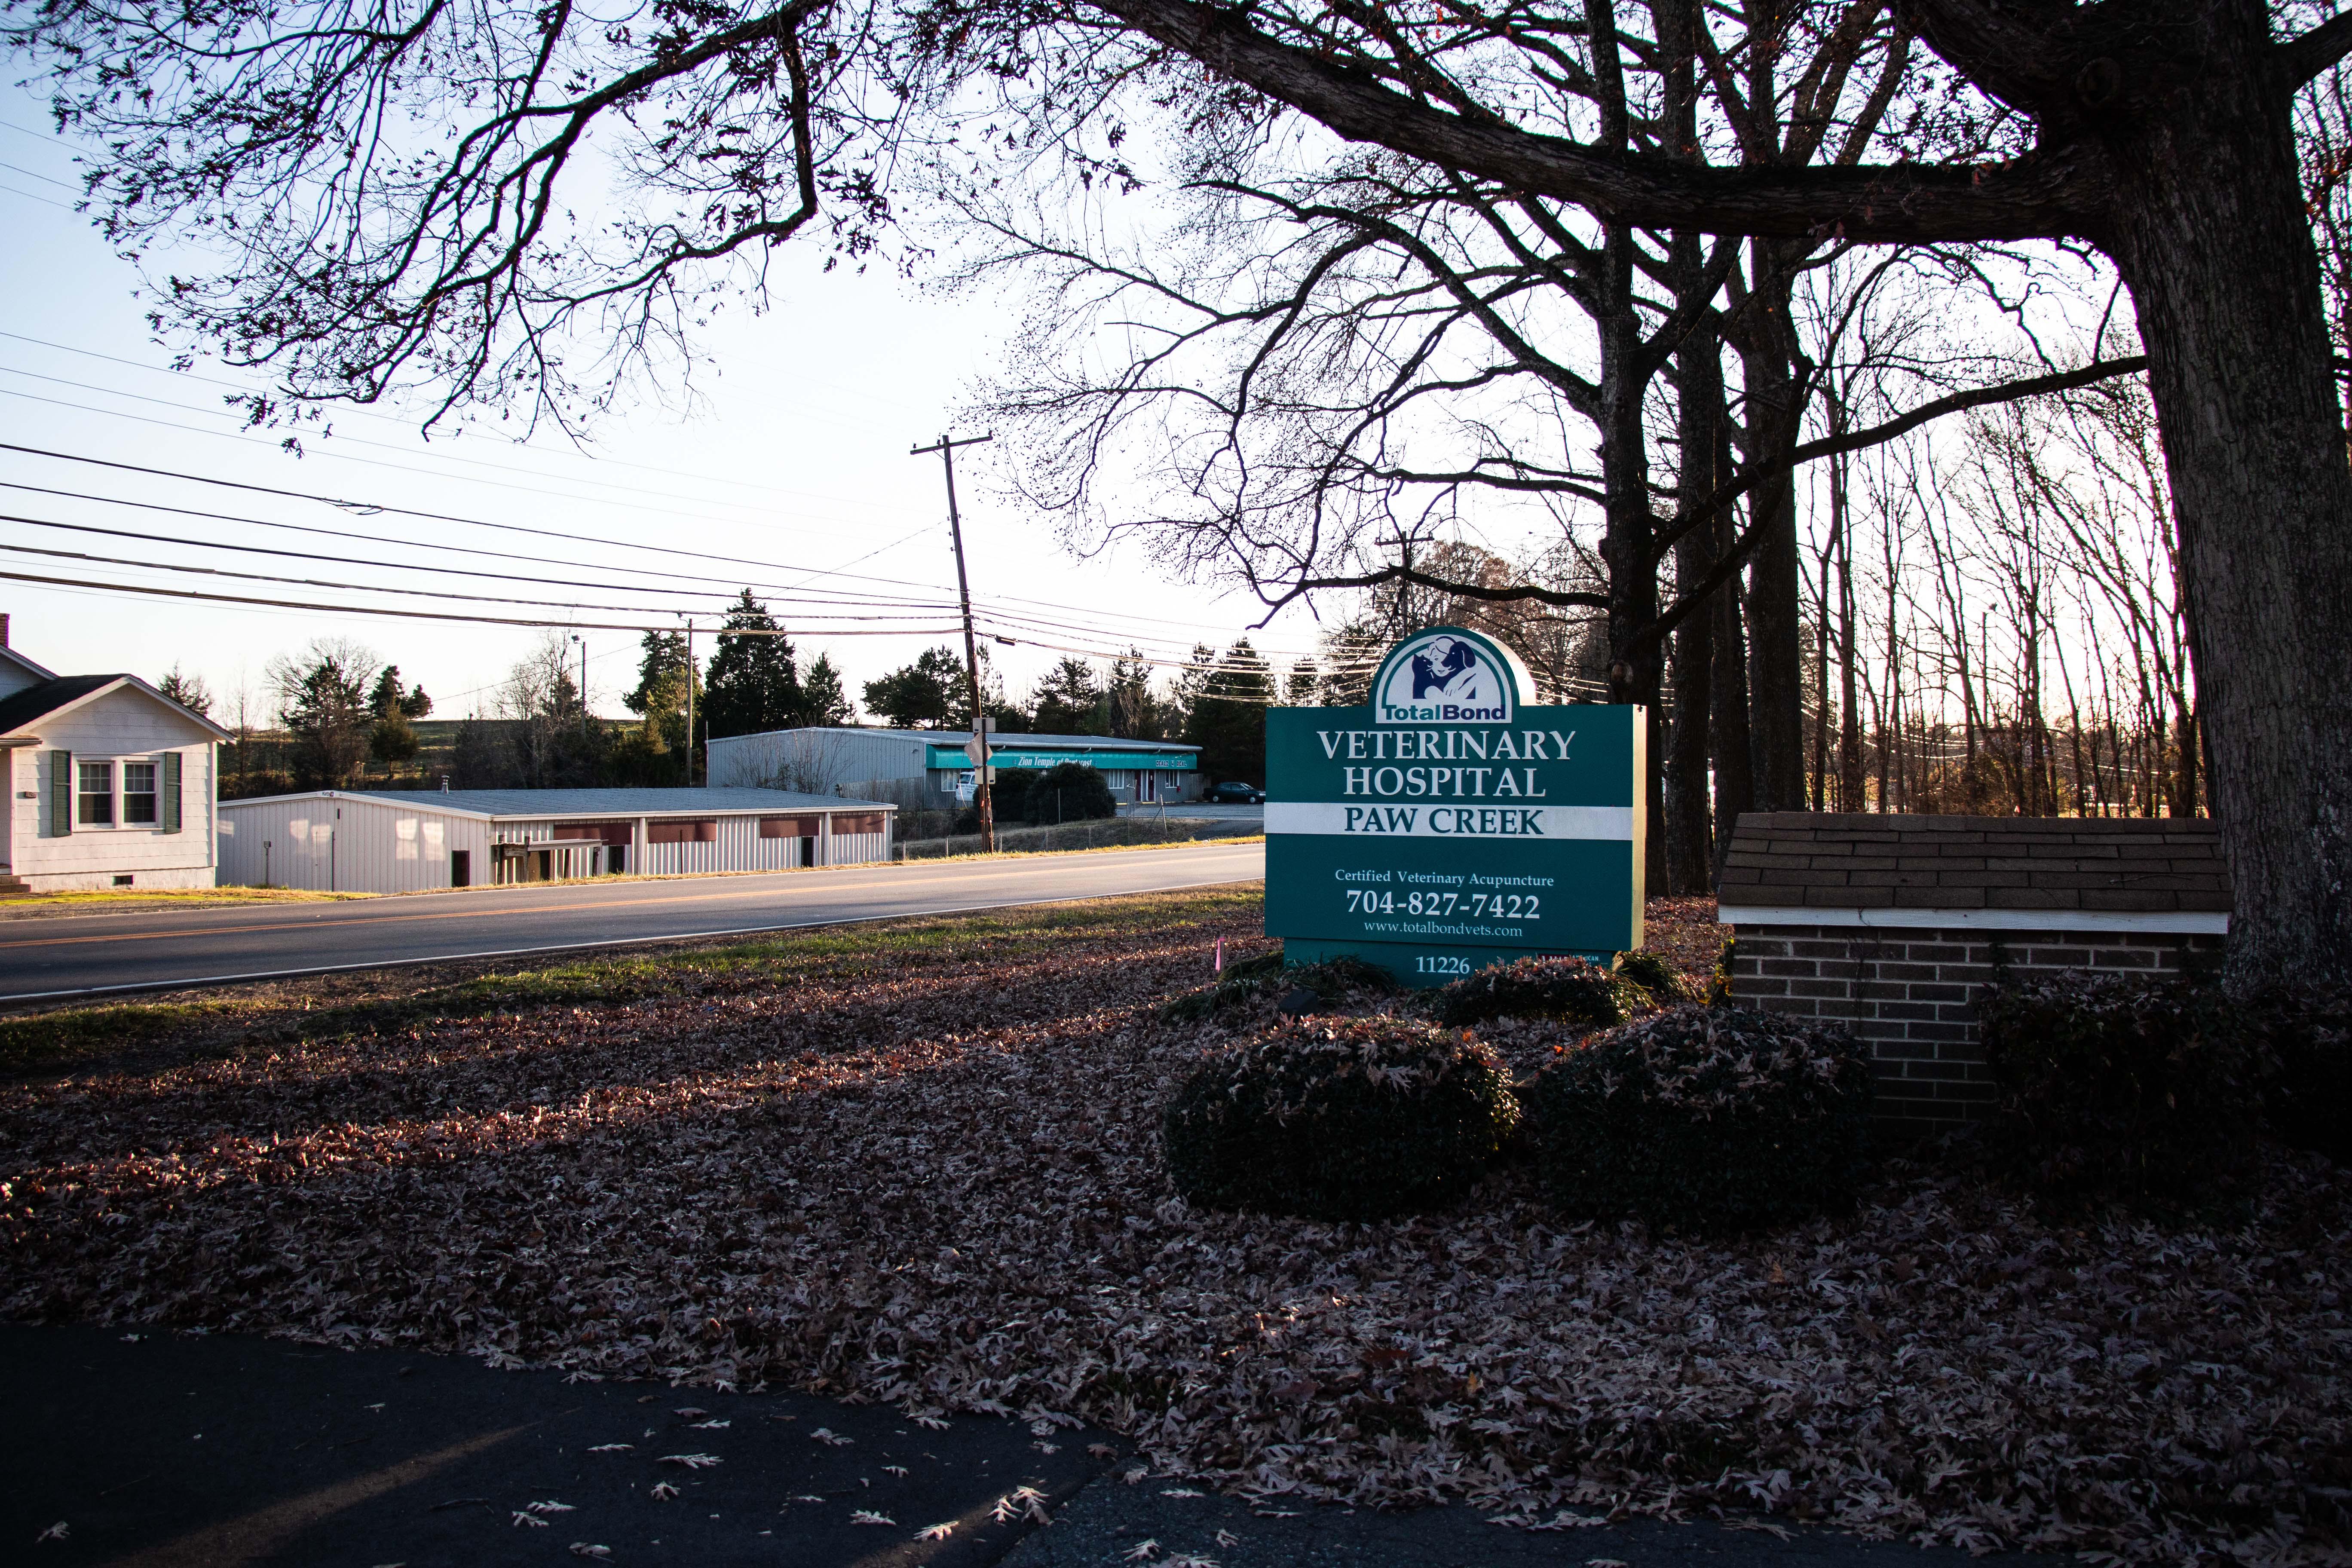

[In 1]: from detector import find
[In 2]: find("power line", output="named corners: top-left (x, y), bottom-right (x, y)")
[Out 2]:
top-left (0, 445), bottom-right (1340, 655)
top-left (0, 331), bottom-right (895, 509)
top-left (0, 528), bottom-right (964, 624)
top-left (0, 477), bottom-right (952, 610)
top-left (0, 361), bottom-right (877, 530)
top-left (0, 437), bottom-right (956, 589)
top-left (0, 504), bottom-right (962, 612)
top-left (0, 565), bottom-right (964, 637)
top-left (0, 383), bottom-right (887, 542)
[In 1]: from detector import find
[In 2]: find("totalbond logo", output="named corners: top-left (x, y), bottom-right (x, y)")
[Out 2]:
top-left (1370, 627), bottom-right (1526, 725)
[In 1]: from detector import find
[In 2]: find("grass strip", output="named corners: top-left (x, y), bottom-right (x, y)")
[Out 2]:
top-left (0, 884), bottom-right (1266, 1078)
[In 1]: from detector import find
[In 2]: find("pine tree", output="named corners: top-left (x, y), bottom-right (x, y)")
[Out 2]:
top-left (157, 664), bottom-right (213, 717)
top-left (1028, 656), bottom-right (1105, 735)
top-left (701, 591), bottom-right (806, 738)
top-left (1183, 640), bottom-right (1274, 784)
top-left (802, 653), bottom-right (855, 726)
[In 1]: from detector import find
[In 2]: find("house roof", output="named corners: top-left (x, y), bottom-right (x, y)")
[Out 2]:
top-left (1715, 812), bottom-right (2233, 915)
top-left (222, 787), bottom-right (892, 821)
top-left (0, 674), bottom-right (125, 735)
top-left (0, 644), bottom-right (58, 683)
top-left (0, 672), bottom-right (233, 742)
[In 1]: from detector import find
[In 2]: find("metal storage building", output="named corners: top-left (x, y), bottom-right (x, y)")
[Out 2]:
top-left (217, 787), bottom-right (892, 894)
top-left (706, 727), bottom-right (1204, 807)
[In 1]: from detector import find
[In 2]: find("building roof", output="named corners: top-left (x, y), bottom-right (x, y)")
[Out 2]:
top-left (0, 674), bottom-right (125, 735)
top-left (726, 726), bottom-right (1199, 754)
top-left (1716, 812), bottom-right (2232, 915)
top-left (223, 787), bottom-right (891, 820)
top-left (0, 672), bottom-right (234, 741)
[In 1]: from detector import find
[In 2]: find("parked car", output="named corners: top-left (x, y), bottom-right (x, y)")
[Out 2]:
top-left (1207, 781), bottom-right (1266, 804)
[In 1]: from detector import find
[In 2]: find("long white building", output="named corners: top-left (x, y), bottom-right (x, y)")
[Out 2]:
top-left (218, 787), bottom-right (892, 893)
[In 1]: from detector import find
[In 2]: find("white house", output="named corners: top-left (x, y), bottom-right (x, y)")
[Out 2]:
top-left (0, 621), bottom-right (231, 892)
top-left (217, 787), bottom-right (894, 893)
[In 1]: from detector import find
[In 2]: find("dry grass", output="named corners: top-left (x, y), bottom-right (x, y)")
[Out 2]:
top-left (1, 889), bottom-right (2344, 1564)
top-left (0, 885), bottom-right (376, 919)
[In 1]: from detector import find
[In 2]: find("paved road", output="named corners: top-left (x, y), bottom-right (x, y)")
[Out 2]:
top-left (0, 842), bottom-right (1265, 1003)
top-left (0, 1325), bottom-right (1108, 1568)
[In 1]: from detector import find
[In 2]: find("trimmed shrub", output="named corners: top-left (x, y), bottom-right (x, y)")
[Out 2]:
top-left (1436, 955), bottom-right (1645, 1028)
top-left (1024, 763), bottom-right (1117, 824)
top-left (989, 768), bottom-right (1043, 821)
top-left (1156, 949), bottom-right (1395, 1024)
top-left (1613, 949), bottom-right (1697, 1006)
top-left (2242, 980), bottom-right (2351, 1166)
top-left (1522, 1006), bottom-right (1875, 1234)
top-left (1976, 973), bottom-right (2262, 1204)
top-left (1161, 1017), bottom-right (1520, 1221)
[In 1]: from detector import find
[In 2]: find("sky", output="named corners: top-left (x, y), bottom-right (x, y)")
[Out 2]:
top-left (0, 86), bottom-right (1339, 725)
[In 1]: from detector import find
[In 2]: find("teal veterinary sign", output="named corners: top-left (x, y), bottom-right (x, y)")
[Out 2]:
top-left (1265, 627), bottom-right (1645, 986)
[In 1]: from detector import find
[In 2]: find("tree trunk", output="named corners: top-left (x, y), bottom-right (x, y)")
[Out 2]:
top-left (1666, 336), bottom-right (1723, 894)
top-left (1737, 250), bottom-right (1809, 815)
top-left (2103, 31), bottom-right (2352, 985)
top-left (1710, 502), bottom-right (1755, 876)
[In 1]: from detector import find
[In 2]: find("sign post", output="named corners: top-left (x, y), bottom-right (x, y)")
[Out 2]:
top-left (1265, 626), bottom-right (1644, 986)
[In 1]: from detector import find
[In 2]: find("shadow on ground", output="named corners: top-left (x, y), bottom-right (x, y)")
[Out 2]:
top-left (0, 1325), bottom-right (1108, 1566)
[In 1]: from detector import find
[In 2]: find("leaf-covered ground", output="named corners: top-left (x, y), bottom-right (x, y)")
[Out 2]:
top-left (1, 887), bottom-right (2345, 1564)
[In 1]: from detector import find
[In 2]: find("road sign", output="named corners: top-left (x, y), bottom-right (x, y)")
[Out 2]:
top-left (962, 715), bottom-right (992, 770)
top-left (1264, 625), bottom-right (1645, 987)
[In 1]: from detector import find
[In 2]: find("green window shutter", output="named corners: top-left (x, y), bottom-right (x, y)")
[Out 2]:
top-left (162, 751), bottom-right (183, 833)
top-left (48, 750), bottom-right (69, 836)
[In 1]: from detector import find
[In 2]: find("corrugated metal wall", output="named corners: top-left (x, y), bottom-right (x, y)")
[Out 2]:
top-left (707, 729), bottom-right (927, 790)
top-left (218, 795), bottom-right (490, 892)
top-left (221, 796), bottom-right (891, 892)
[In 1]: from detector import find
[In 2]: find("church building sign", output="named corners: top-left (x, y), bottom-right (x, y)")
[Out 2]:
top-left (1265, 626), bottom-right (1645, 985)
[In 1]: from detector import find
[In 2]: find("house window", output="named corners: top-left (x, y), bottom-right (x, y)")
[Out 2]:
top-left (122, 761), bottom-right (159, 825)
top-left (77, 761), bottom-right (113, 825)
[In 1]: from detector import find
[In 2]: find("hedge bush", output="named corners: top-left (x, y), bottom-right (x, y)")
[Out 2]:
top-left (1976, 972), bottom-right (2262, 1204)
top-left (2248, 981), bottom-right (2352, 1165)
top-left (1613, 949), bottom-right (1697, 1006)
top-left (989, 768), bottom-right (1043, 820)
top-left (1023, 763), bottom-right (1118, 824)
top-left (1161, 1017), bottom-right (1520, 1221)
top-left (1435, 955), bottom-right (1646, 1028)
top-left (1521, 1006), bottom-right (1875, 1234)
top-left (1157, 950), bottom-right (1396, 1023)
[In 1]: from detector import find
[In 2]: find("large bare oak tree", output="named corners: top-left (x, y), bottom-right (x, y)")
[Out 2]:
top-left (10, 0), bottom-right (2347, 983)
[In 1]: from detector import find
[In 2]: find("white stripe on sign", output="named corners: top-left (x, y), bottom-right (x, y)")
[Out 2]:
top-left (1265, 802), bottom-right (1635, 839)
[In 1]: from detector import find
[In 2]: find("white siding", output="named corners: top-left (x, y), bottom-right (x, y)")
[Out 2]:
top-left (12, 687), bottom-right (220, 891)
top-left (219, 794), bottom-right (489, 892)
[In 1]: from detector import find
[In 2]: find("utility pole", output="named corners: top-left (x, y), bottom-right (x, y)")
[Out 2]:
top-left (683, 620), bottom-right (697, 788)
top-left (911, 431), bottom-right (996, 851)
top-left (570, 633), bottom-right (588, 737)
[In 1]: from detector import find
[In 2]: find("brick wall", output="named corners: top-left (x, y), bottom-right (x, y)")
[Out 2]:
top-left (1726, 922), bottom-right (2226, 1139)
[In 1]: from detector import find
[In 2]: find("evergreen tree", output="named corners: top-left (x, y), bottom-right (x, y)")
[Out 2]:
top-left (1028, 656), bottom-right (1105, 735)
top-left (701, 592), bottom-right (806, 738)
top-left (863, 647), bottom-right (963, 729)
top-left (1284, 658), bottom-right (1318, 707)
top-left (1104, 650), bottom-right (1164, 740)
top-left (269, 637), bottom-right (375, 788)
top-left (625, 629), bottom-right (698, 754)
top-left (802, 653), bottom-right (856, 726)
top-left (156, 664), bottom-right (213, 717)
top-left (1183, 639), bottom-right (1275, 784)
